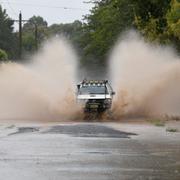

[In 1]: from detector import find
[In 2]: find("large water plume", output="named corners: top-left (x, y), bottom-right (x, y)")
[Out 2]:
top-left (110, 31), bottom-right (180, 119)
top-left (0, 37), bottom-right (81, 122)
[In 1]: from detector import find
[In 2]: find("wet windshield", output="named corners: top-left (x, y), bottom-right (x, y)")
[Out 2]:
top-left (79, 86), bottom-right (108, 95)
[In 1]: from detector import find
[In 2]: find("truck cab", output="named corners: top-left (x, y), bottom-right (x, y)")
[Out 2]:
top-left (76, 80), bottom-right (115, 112)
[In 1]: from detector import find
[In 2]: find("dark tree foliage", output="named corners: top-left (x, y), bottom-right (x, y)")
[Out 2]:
top-left (0, 1), bottom-right (179, 63)
top-left (22, 17), bottom-right (83, 54)
top-left (134, 0), bottom-right (179, 52)
top-left (133, 0), bottom-right (171, 41)
top-left (80, 0), bottom-right (135, 67)
top-left (23, 16), bottom-right (48, 32)
top-left (22, 16), bottom-right (48, 53)
top-left (80, 0), bottom-right (179, 69)
top-left (0, 5), bottom-right (16, 59)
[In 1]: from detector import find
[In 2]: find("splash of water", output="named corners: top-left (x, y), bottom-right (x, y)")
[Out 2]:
top-left (0, 37), bottom-right (81, 122)
top-left (109, 31), bottom-right (180, 119)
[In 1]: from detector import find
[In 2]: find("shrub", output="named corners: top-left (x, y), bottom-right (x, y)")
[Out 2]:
top-left (0, 49), bottom-right (8, 61)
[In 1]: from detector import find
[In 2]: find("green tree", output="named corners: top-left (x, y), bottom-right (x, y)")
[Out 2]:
top-left (134, 0), bottom-right (180, 51)
top-left (166, 0), bottom-right (180, 51)
top-left (48, 20), bottom-right (83, 45)
top-left (22, 16), bottom-right (48, 53)
top-left (80, 0), bottom-right (179, 65)
top-left (0, 5), bottom-right (15, 58)
top-left (80, 0), bottom-right (135, 67)
top-left (134, 0), bottom-right (171, 43)
top-left (22, 33), bottom-right (36, 52)
top-left (167, 0), bottom-right (180, 38)
top-left (23, 16), bottom-right (48, 32)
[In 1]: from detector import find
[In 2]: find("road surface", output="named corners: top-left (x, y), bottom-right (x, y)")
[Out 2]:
top-left (0, 121), bottom-right (180, 180)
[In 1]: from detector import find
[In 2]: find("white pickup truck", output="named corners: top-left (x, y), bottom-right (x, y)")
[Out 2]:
top-left (77, 80), bottom-right (115, 112)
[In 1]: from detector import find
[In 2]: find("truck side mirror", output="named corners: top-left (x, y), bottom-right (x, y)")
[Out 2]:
top-left (77, 84), bottom-right (80, 90)
top-left (111, 92), bottom-right (115, 95)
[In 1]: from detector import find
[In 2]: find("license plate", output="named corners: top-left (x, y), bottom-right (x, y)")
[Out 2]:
top-left (90, 105), bottom-right (98, 108)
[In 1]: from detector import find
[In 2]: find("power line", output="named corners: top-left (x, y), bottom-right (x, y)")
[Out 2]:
top-left (6, 0), bottom-right (18, 17)
top-left (0, 1), bottom-right (89, 11)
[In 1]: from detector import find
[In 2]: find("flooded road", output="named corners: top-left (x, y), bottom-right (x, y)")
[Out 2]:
top-left (0, 122), bottom-right (180, 180)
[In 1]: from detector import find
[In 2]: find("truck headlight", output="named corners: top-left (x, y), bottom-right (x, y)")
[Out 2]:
top-left (104, 99), bottom-right (112, 104)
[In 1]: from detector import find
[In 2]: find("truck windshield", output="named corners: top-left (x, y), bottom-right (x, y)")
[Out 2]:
top-left (79, 86), bottom-right (107, 95)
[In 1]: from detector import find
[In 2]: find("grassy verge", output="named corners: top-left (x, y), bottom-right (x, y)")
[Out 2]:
top-left (166, 128), bottom-right (179, 133)
top-left (148, 119), bottom-right (166, 127)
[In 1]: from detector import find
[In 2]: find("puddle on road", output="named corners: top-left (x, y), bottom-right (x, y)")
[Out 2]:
top-left (42, 124), bottom-right (137, 138)
top-left (6, 124), bottom-right (137, 138)
top-left (84, 151), bottom-right (112, 155)
top-left (9, 127), bottom-right (39, 136)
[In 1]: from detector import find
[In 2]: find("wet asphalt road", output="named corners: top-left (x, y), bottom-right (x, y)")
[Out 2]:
top-left (0, 122), bottom-right (180, 180)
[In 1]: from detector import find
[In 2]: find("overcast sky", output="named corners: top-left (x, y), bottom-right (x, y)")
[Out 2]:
top-left (1, 0), bottom-right (94, 27)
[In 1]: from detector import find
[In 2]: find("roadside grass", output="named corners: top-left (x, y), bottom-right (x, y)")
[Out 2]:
top-left (166, 128), bottom-right (179, 133)
top-left (148, 119), bottom-right (166, 127)
top-left (148, 116), bottom-right (180, 132)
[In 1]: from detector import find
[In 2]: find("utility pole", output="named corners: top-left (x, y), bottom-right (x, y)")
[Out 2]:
top-left (14, 12), bottom-right (39, 58)
top-left (34, 24), bottom-right (38, 51)
top-left (19, 12), bottom-right (22, 59)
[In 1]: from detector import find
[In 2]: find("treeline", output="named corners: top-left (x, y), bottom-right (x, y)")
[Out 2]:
top-left (0, 0), bottom-right (179, 67)
top-left (80, 0), bottom-right (180, 67)
top-left (0, 6), bottom-right (84, 60)
top-left (21, 16), bottom-right (83, 54)
top-left (0, 6), bottom-right (18, 60)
